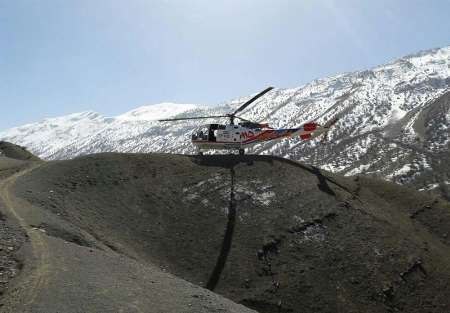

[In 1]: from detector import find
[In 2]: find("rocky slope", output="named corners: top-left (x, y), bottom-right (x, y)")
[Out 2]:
top-left (0, 141), bottom-right (40, 161)
top-left (0, 147), bottom-right (256, 313)
top-left (1, 46), bottom-right (449, 194)
top-left (1, 151), bottom-right (449, 312)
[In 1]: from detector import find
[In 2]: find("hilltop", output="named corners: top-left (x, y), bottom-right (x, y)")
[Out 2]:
top-left (0, 148), bottom-right (449, 312)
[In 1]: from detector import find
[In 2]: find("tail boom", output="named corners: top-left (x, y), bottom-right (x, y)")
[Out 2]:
top-left (242, 122), bottom-right (327, 146)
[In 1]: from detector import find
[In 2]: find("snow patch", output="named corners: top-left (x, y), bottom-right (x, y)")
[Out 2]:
top-left (387, 164), bottom-right (412, 179)
top-left (419, 183), bottom-right (439, 191)
top-left (116, 103), bottom-right (200, 121)
top-left (345, 164), bottom-right (372, 176)
top-left (295, 224), bottom-right (326, 243)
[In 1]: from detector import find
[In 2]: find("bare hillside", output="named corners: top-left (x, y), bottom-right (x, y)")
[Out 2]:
top-left (2, 152), bottom-right (448, 313)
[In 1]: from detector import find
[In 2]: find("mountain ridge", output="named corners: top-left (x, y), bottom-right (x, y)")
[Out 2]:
top-left (1, 45), bottom-right (449, 194)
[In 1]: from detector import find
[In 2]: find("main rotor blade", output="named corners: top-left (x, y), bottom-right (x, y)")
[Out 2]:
top-left (232, 86), bottom-right (274, 116)
top-left (235, 116), bottom-right (255, 123)
top-left (158, 115), bottom-right (228, 122)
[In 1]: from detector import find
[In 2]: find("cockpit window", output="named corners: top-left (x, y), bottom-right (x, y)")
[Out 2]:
top-left (192, 126), bottom-right (209, 141)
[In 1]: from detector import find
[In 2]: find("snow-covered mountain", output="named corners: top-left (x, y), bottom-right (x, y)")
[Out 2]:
top-left (1, 46), bottom-right (449, 197)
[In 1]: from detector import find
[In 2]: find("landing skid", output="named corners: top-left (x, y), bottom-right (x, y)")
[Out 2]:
top-left (196, 147), bottom-right (204, 156)
top-left (195, 147), bottom-right (245, 156)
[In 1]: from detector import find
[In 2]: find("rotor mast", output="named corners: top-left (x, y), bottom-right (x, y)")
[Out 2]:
top-left (228, 86), bottom-right (274, 124)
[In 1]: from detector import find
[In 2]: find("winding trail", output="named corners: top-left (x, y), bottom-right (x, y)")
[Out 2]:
top-left (0, 163), bottom-right (51, 309)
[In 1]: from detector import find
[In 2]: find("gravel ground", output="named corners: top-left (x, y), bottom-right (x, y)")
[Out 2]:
top-left (12, 152), bottom-right (450, 313)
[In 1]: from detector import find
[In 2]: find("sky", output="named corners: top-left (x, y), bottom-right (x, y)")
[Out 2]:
top-left (1, 0), bottom-right (449, 130)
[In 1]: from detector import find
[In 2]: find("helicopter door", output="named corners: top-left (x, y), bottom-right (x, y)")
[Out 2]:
top-left (208, 124), bottom-right (218, 142)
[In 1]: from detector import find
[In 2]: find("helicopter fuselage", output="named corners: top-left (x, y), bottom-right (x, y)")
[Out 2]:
top-left (191, 122), bottom-right (323, 151)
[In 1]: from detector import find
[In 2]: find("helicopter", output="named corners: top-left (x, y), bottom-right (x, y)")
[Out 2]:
top-left (159, 87), bottom-right (336, 155)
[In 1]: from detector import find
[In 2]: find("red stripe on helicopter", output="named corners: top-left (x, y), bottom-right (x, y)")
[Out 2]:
top-left (303, 122), bottom-right (317, 132)
top-left (300, 134), bottom-right (312, 140)
top-left (192, 140), bottom-right (238, 144)
top-left (242, 129), bottom-right (284, 144)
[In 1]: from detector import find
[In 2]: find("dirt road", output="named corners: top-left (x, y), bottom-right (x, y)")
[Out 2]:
top-left (0, 163), bottom-right (51, 310)
top-left (0, 162), bottom-right (256, 313)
